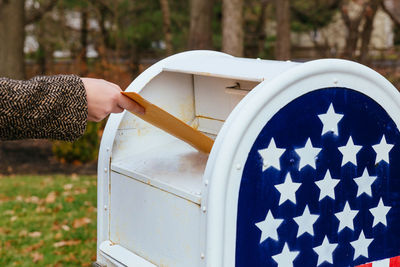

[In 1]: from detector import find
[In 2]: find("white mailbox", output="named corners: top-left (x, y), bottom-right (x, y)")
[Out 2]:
top-left (96, 51), bottom-right (400, 267)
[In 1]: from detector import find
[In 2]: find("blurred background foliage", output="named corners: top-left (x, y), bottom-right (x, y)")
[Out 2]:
top-left (1, 0), bottom-right (400, 163)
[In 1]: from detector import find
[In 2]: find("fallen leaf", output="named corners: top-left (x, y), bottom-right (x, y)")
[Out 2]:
top-left (64, 252), bottom-right (77, 262)
top-left (25, 196), bottom-right (40, 204)
top-left (73, 217), bottom-right (91, 228)
top-left (61, 225), bottom-right (70, 231)
top-left (10, 216), bottom-right (17, 222)
top-left (4, 240), bottom-right (12, 248)
top-left (4, 210), bottom-right (14, 215)
top-left (87, 206), bottom-right (96, 213)
top-left (52, 203), bottom-right (63, 213)
top-left (31, 252), bottom-right (43, 263)
top-left (45, 191), bottom-right (57, 204)
top-left (63, 184), bottom-right (73, 190)
top-left (71, 173), bottom-right (78, 180)
top-left (54, 232), bottom-right (62, 239)
top-left (19, 229), bottom-right (28, 237)
top-left (24, 240), bottom-right (44, 253)
top-left (73, 188), bottom-right (87, 195)
top-left (53, 240), bottom-right (81, 248)
top-left (28, 231), bottom-right (42, 238)
top-left (62, 191), bottom-right (72, 196)
top-left (35, 206), bottom-right (46, 212)
top-left (0, 227), bottom-right (10, 234)
top-left (65, 196), bottom-right (75, 203)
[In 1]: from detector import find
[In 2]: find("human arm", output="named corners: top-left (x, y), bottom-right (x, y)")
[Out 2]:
top-left (0, 75), bottom-right (143, 141)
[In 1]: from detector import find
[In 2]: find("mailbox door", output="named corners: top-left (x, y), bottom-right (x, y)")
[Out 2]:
top-left (204, 59), bottom-right (400, 267)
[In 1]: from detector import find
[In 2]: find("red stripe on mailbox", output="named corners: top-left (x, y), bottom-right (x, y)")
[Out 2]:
top-left (356, 255), bottom-right (400, 267)
top-left (390, 255), bottom-right (400, 266)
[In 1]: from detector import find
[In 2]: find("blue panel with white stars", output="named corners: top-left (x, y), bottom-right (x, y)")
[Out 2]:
top-left (235, 87), bottom-right (400, 267)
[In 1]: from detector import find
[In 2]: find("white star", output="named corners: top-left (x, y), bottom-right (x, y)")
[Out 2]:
top-left (255, 210), bottom-right (284, 242)
top-left (338, 136), bottom-right (362, 166)
top-left (313, 236), bottom-right (338, 266)
top-left (354, 168), bottom-right (377, 197)
top-left (315, 170), bottom-right (340, 201)
top-left (335, 202), bottom-right (358, 232)
top-left (272, 243), bottom-right (299, 267)
top-left (370, 198), bottom-right (391, 227)
top-left (258, 138), bottom-right (285, 171)
top-left (293, 206), bottom-right (319, 237)
top-left (350, 230), bottom-right (373, 260)
top-left (295, 138), bottom-right (321, 169)
top-left (275, 173), bottom-right (301, 205)
top-left (318, 103), bottom-right (344, 136)
top-left (372, 135), bottom-right (394, 164)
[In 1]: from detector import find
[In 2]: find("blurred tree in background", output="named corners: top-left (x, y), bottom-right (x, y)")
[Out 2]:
top-left (3, 0), bottom-right (399, 80)
top-left (0, 0), bottom-right (56, 79)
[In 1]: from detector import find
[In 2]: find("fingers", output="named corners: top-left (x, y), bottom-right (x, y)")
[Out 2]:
top-left (82, 77), bottom-right (145, 122)
top-left (111, 105), bottom-right (124, 114)
top-left (118, 93), bottom-right (145, 115)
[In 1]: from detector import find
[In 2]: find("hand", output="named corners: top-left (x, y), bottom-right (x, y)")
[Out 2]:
top-left (81, 78), bottom-right (144, 122)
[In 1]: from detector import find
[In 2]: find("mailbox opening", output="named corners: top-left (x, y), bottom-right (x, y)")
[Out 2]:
top-left (112, 70), bottom-right (261, 204)
top-left (105, 69), bottom-right (260, 266)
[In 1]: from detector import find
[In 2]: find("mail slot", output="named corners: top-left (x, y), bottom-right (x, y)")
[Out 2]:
top-left (95, 50), bottom-right (400, 267)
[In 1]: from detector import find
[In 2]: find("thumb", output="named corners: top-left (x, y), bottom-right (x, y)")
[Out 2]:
top-left (118, 93), bottom-right (145, 115)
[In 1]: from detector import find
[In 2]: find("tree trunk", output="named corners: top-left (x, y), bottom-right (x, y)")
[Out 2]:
top-left (340, 2), bottom-right (367, 59)
top-left (37, 23), bottom-right (47, 75)
top-left (382, 0), bottom-right (400, 27)
top-left (0, 0), bottom-right (25, 79)
top-left (359, 0), bottom-right (381, 64)
top-left (79, 6), bottom-right (89, 76)
top-left (275, 0), bottom-right (291, 60)
top-left (188, 0), bottom-right (214, 50)
top-left (345, 23), bottom-right (360, 59)
top-left (244, 0), bottom-right (270, 58)
top-left (160, 0), bottom-right (173, 55)
top-left (257, 0), bottom-right (269, 56)
top-left (222, 0), bottom-right (244, 56)
top-left (97, 4), bottom-right (110, 61)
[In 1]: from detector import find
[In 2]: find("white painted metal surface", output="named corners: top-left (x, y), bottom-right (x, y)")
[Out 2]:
top-left (99, 240), bottom-right (156, 267)
top-left (96, 50), bottom-right (399, 267)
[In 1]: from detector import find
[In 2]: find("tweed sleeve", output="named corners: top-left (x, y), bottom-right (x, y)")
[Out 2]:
top-left (0, 74), bottom-right (88, 141)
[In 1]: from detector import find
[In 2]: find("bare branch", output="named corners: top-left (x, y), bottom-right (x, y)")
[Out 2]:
top-left (381, 0), bottom-right (400, 27)
top-left (25, 0), bottom-right (58, 25)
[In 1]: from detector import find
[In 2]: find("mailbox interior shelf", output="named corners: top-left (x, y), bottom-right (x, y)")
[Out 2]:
top-left (111, 139), bottom-right (206, 204)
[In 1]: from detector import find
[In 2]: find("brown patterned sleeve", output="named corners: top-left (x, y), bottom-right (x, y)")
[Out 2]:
top-left (0, 74), bottom-right (88, 141)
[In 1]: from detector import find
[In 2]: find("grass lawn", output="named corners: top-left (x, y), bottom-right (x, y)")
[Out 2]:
top-left (0, 175), bottom-right (97, 266)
